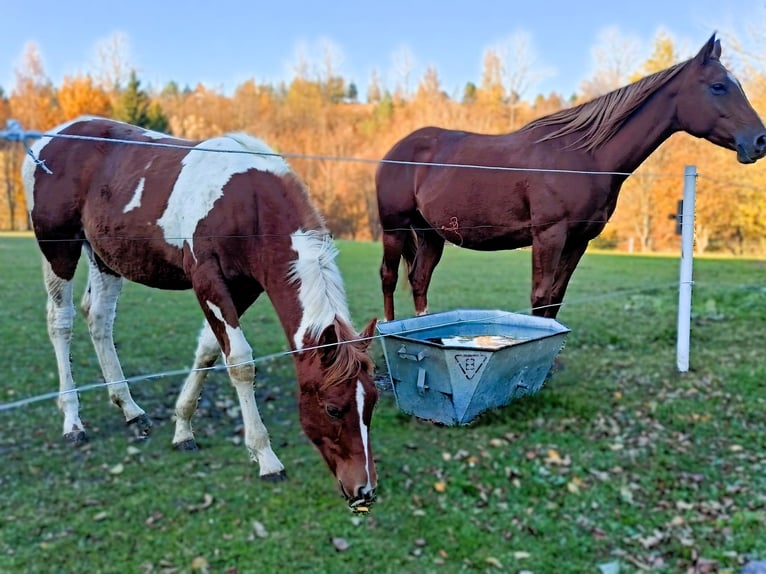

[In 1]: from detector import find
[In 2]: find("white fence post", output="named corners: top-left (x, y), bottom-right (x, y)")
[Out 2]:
top-left (676, 165), bottom-right (697, 372)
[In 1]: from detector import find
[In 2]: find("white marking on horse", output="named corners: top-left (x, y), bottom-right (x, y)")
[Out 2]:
top-left (157, 135), bottom-right (290, 256)
top-left (123, 161), bottom-right (154, 213)
top-left (205, 301), bottom-right (252, 363)
top-left (289, 230), bottom-right (351, 350)
top-left (124, 178), bottom-right (145, 213)
top-left (356, 381), bottom-right (373, 494)
top-left (21, 117), bottom-right (90, 211)
top-left (726, 69), bottom-right (745, 95)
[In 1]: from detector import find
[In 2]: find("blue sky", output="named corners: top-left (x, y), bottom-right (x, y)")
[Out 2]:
top-left (2, 0), bottom-right (763, 100)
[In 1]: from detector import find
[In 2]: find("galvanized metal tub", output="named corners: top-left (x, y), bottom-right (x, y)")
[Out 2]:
top-left (377, 309), bottom-right (570, 425)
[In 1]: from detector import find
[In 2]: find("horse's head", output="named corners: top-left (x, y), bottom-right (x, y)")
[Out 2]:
top-left (677, 34), bottom-right (766, 164)
top-left (296, 318), bottom-right (379, 508)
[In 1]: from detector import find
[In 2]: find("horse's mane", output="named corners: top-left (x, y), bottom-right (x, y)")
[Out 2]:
top-left (320, 319), bottom-right (375, 390)
top-left (520, 59), bottom-right (688, 151)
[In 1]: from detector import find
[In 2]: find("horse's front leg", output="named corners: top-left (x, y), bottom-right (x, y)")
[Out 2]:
top-left (530, 227), bottom-right (567, 318)
top-left (547, 241), bottom-right (589, 318)
top-left (193, 270), bottom-right (286, 480)
top-left (43, 261), bottom-right (85, 444)
top-left (81, 253), bottom-right (150, 436)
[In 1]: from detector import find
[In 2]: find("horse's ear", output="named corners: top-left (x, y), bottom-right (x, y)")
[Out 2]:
top-left (695, 33), bottom-right (721, 65)
top-left (317, 323), bottom-right (340, 367)
top-left (358, 318), bottom-right (378, 351)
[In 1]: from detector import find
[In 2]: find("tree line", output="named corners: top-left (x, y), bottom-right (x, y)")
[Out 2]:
top-left (2, 32), bottom-right (766, 255)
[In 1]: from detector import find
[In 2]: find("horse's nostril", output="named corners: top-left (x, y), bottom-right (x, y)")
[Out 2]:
top-left (756, 133), bottom-right (766, 151)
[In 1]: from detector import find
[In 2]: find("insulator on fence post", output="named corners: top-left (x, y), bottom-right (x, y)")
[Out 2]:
top-left (0, 119), bottom-right (52, 174)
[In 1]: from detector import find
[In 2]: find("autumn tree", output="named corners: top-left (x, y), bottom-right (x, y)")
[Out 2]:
top-left (58, 74), bottom-right (111, 119)
top-left (492, 31), bottom-right (551, 128)
top-left (9, 42), bottom-right (61, 130)
top-left (578, 27), bottom-right (641, 100)
top-left (611, 32), bottom-right (681, 252)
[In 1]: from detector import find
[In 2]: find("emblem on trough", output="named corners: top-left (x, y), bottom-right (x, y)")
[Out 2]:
top-left (377, 309), bottom-right (570, 425)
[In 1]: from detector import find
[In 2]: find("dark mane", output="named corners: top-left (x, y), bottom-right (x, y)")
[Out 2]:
top-left (320, 319), bottom-right (374, 389)
top-left (520, 60), bottom-right (688, 151)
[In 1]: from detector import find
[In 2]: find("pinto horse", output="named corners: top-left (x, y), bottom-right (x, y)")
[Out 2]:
top-left (377, 34), bottom-right (766, 321)
top-left (22, 117), bottom-right (378, 508)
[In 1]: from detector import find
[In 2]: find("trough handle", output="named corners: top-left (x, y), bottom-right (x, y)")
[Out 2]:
top-left (416, 368), bottom-right (428, 395)
top-left (397, 346), bottom-right (429, 395)
top-left (397, 345), bottom-right (426, 362)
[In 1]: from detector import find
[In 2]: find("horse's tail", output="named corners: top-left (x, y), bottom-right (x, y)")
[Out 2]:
top-left (401, 228), bottom-right (418, 280)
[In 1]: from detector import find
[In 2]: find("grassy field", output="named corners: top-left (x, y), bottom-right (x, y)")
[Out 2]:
top-left (1, 236), bottom-right (765, 574)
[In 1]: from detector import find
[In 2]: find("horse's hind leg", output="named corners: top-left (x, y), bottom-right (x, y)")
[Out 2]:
top-left (43, 260), bottom-right (85, 444)
top-left (380, 230), bottom-right (409, 321)
top-left (410, 229), bottom-right (445, 316)
top-left (81, 248), bottom-right (150, 436)
top-left (172, 320), bottom-right (220, 451)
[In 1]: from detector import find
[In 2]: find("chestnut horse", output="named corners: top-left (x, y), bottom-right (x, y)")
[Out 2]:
top-left (377, 34), bottom-right (766, 321)
top-left (22, 117), bottom-right (378, 508)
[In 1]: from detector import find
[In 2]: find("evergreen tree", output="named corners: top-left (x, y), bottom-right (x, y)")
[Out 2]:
top-left (113, 70), bottom-right (150, 126)
top-left (113, 70), bottom-right (169, 131)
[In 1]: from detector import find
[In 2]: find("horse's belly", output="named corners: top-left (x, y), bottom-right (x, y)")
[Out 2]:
top-left (90, 240), bottom-right (191, 289)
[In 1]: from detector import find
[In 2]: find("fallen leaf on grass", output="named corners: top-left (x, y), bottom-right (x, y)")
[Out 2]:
top-left (485, 557), bottom-right (503, 568)
top-left (597, 560), bottom-right (621, 574)
top-left (190, 556), bottom-right (209, 571)
top-left (434, 481), bottom-right (447, 493)
top-left (109, 463), bottom-right (124, 475)
top-left (187, 493), bottom-right (214, 513)
top-left (332, 537), bottom-right (350, 552)
top-left (252, 520), bottom-right (268, 538)
top-left (513, 551), bottom-right (531, 560)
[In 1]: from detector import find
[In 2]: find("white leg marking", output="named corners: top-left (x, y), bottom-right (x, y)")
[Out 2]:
top-left (173, 321), bottom-right (220, 446)
top-left (43, 261), bottom-right (83, 436)
top-left (205, 301), bottom-right (284, 476)
top-left (82, 253), bottom-right (145, 423)
top-left (356, 381), bottom-right (374, 495)
top-left (289, 230), bottom-right (350, 349)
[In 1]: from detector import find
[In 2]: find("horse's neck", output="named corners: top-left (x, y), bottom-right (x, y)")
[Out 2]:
top-left (596, 86), bottom-right (680, 175)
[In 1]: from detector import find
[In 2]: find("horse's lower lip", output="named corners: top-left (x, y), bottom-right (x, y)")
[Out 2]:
top-left (347, 492), bottom-right (376, 508)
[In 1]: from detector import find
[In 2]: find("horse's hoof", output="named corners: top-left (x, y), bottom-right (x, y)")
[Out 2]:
top-left (174, 439), bottom-right (199, 452)
top-left (127, 414), bottom-right (153, 438)
top-left (260, 470), bottom-right (288, 483)
top-left (64, 430), bottom-right (88, 446)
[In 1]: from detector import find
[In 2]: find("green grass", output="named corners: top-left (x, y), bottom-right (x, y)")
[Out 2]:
top-left (2, 237), bottom-right (766, 573)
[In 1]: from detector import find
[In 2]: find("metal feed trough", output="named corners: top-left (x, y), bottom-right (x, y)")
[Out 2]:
top-left (377, 309), bottom-right (570, 425)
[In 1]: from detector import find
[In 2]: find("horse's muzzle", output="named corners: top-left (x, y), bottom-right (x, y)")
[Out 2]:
top-left (341, 481), bottom-right (376, 509)
top-left (736, 133), bottom-right (766, 164)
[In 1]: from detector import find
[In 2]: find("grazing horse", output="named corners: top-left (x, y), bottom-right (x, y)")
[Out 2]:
top-left (22, 117), bottom-right (378, 508)
top-left (377, 34), bottom-right (766, 321)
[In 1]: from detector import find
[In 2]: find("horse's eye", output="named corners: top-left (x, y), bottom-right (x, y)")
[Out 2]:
top-left (711, 82), bottom-right (727, 95)
top-left (325, 405), bottom-right (343, 420)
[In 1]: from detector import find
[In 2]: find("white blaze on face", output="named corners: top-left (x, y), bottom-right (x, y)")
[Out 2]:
top-left (356, 381), bottom-right (374, 494)
top-left (727, 69), bottom-right (745, 96)
top-left (289, 230), bottom-right (351, 350)
top-left (157, 134), bottom-right (290, 256)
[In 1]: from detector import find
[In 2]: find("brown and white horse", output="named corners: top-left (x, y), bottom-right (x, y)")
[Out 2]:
top-left (377, 34), bottom-right (766, 321)
top-left (22, 117), bottom-right (378, 507)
